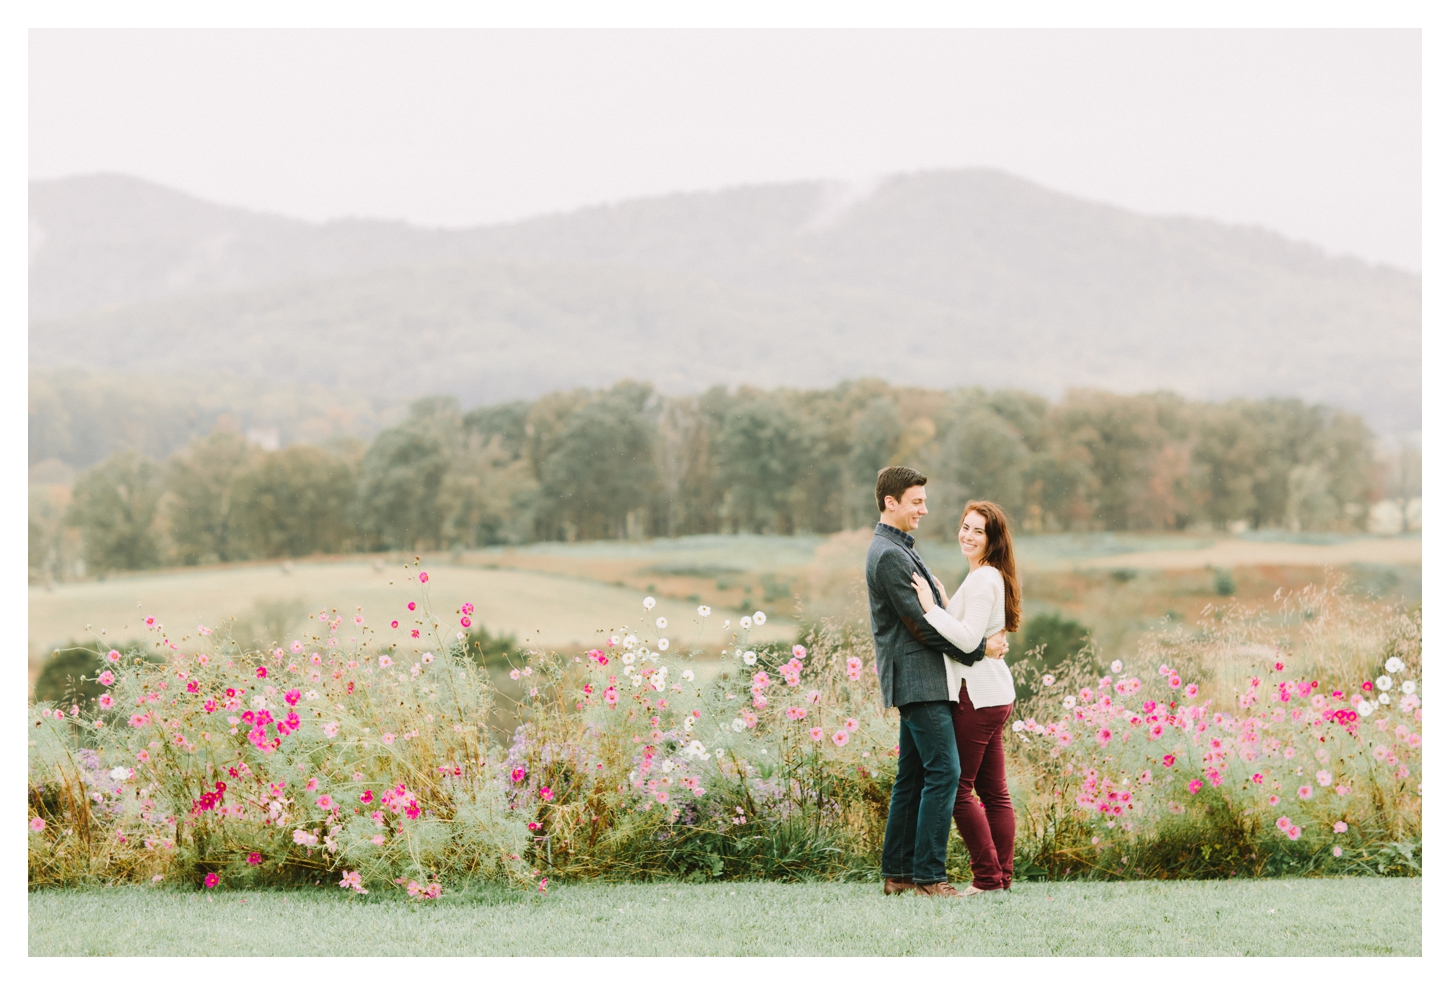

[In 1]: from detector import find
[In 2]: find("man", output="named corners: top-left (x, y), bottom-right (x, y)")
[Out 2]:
top-left (867, 466), bottom-right (1008, 898)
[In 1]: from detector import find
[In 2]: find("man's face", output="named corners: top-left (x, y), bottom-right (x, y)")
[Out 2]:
top-left (882, 485), bottom-right (928, 532)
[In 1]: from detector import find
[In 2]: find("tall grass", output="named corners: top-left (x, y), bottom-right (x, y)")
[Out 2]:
top-left (28, 570), bottom-right (1419, 897)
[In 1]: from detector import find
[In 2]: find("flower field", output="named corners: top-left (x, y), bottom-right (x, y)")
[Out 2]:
top-left (28, 564), bottom-right (1420, 899)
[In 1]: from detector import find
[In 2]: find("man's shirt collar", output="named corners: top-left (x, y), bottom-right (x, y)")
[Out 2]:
top-left (874, 521), bottom-right (916, 550)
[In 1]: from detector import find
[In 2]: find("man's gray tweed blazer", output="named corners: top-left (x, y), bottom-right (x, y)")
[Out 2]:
top-left (865, 522), bottom-right (986, 708)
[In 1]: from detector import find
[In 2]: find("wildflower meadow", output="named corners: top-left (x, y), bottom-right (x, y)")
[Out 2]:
top-left (28, 563), bottom-right (1421, 903)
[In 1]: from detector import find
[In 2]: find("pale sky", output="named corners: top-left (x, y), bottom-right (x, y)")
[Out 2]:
top-left (29, 28), bottom-right (1422, 271)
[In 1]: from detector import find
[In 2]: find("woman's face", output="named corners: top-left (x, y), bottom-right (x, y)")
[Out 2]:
top-left (959, 510), bottom-right (989, 563)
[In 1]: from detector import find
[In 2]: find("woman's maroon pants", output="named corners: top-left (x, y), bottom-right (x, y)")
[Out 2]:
top-left (951, 684), bottom-right (1015, 890)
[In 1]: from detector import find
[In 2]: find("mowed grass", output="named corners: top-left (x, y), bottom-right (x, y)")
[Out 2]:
top-left (29, 878), bottom-right (1419, 956)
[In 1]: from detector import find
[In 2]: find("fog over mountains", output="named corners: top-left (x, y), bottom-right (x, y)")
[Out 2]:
top-left (29, 170), bottom-right (1421, 434)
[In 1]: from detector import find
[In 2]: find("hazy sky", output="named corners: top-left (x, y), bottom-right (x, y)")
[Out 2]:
top-left (29, 29), bottom-right (1422, 271)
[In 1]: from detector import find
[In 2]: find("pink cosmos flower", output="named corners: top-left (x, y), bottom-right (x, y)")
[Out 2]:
top-left (1335, 785), bottom-right (1350, 796)
top-left (316, 794), bottom-right (334, 809)
top-left (378, 655), bottom-right (393, 669)
top-left (806, 689), bottom-right (821, 705)
top-left (741, 711), bottom-right (758, 729)
top-left (1333, 820), bottom-right (1348, 833)
top-left (98, 670), bottom-right (115, 687)
top-left (29, 817), bottom-right (45, 833)
top-left (1287, 826), bottom-right (1301, 841)
top-left (371, 834), bottom-right (385, 846)
top-left (809, 727), bottom-right (825, 741)
top-left (511, 767), bottom-right (527, 784)
top-left (306, 777), bottom-right (320, 792)
top-left (846, 657), bottom-right (863, 681)
top-left (419, 571), bottom-right (429, 583)
top-left (1252, 773), bottom-right (1264, 784)
top-left (1163, 753), bottom-right (1176, 767)
top-left (1276, 815), bottom-right (1292, 831)
top-left (322, 722), bottom-right (339, 738)
top-left (786, 707), bottom-right (807, 720)
top-left (204, 873), bottom-right (219, 888)
top-left (248, 852), bottom-right (262, 865)
top-left (460, 616), bottom-right (472, 629)
top-left (792, 644), bottom-right (807, 659)
top-left (1298, 785), bottom-right (1313, 800)
top-left (1316, 770), bottom-right (1332, 787)
top-left (391, 621), bottom-right (399, 629)
top-left (1097, 728), bottom-right (1113, 747)
top-left (1168, 675), bottom-right (1181, 689)
top-left (381, 732), bottom-right (395, 745)
top-left (136, 750), bottom-right (150, 763)
top-left (98, 694), bottom-right (115, 710)
top-left (255, 666), bottom-right (268, 679)
top-left (106, 650), bottom-right (121, 663)
top-left (844, 718), bottom-right (859, 733)
top-left (832, 729), bottom-right (850, 747)
top-left (540, 787), bottom-right (554, 802)
top-left (408, 602), bottom-right (417, 611)
top-left (1183, 683), bottom-right (1198, 698)
top-left (1269, 795), bottom-right (1280, 806)
top-left (1187, 779), bottom-right (1203, 794)
top-left (1332, 846), bottom-right (1343, 857)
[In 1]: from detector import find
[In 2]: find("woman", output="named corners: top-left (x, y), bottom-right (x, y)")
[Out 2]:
top-left (909, 500), bottom-right (1021, 895)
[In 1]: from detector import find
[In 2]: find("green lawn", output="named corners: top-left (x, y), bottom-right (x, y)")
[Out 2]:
top-left (30, 877), bottom-right (1419, 956)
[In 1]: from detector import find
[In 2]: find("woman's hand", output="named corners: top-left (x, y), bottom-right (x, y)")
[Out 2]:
top-left (910, 572), bottom-right (937, 612)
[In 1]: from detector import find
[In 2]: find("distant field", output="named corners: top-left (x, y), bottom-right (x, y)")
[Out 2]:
top-left (29, 531), bottom-right (1419, 682)
top-left (27, 559), bottom-right (796, 674)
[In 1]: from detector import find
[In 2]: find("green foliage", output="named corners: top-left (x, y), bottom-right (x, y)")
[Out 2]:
top-left (1213, 568), bottom-right (1237, 596)
top-left (65, 449), bottom-right (165, 572)
top-left (1017, 611), bottom-right (1093, 674)
top-left (52, 380), bottom-right (1386, 574)
top-left (166, 431), bottom-right (259, 564)
top-left (33, 641), bottom-right (157, 704)
top-left (465, 624), bottom-right (520, 667)
top-left (230, 446), bottom-right (356, 558)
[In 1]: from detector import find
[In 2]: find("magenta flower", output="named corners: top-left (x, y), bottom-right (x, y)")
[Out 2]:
top-left (391, 620), bottom-right (399, 629)
top-left (361, 790), bottom-right (374, 804)
top-left (419, 571), bottom-right (429, 583)
top-left (248, 852), bottom-right (262, 865)
top-left (255, 666), bottom-right (267, 679)
top-left (1187, 779), bottom-right (1203, 794)
top-left (539, 787), bottom-right (554, 802)
top-left (460, 616), bottom-right (472, 628)
top-left (203, 873), bottom-right (219, 888)
top-left (284, 689), bottom-right (301, 706)
top-left (462, 602), bottom-right (474, 616)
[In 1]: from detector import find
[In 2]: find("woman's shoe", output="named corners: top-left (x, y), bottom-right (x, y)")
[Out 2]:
top-left (914, 882), bottom-right (965, 897)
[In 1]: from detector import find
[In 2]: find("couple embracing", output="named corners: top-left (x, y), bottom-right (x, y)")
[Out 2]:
top-left (866, 466), bottom-right (1022, 898)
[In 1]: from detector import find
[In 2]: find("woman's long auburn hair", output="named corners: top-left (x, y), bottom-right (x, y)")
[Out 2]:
top-left (960, 500), bottom-right (1021, 633)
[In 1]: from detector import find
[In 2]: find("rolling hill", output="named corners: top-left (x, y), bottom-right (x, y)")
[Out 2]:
top-left (29, 170), bottom-right (1421, 434)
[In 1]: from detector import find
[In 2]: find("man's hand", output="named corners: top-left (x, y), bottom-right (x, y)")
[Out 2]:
top-left (985, 631), bottom-right (1009, 660)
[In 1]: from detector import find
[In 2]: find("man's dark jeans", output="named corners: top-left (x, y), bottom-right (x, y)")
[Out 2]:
top-left (881, 700), bottom-right (961, 885)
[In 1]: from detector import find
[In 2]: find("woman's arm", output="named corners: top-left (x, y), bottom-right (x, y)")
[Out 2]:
top-left (921, 568), bottom-right (998, 654)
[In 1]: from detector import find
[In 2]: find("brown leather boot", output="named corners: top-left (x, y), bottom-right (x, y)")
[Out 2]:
top-left (913, 881), bottom-right (965, 897)
top-left (883, 877), bottom-right (916, 895)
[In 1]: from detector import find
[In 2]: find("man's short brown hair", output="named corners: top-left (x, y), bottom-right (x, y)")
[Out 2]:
top-left (875, 465), bottom-right (929, 513)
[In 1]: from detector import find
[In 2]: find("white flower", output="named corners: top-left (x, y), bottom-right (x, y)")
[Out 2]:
top-left (1011, 721), bottom-right (1025, 732)
top-left (250, 696), bottom-right (268, 710)
top-left (698, 605), bottom-right (711, 617)
top-left (456, 631), bottom-right (466, 640)
top-left (715, 748), bottom-right (725, 758)
top-left (304, 690), bottom-right (319, 701)
top-left (1378, 692), bottom-right (1390, 705)
top-left (682, 717), bottom-right (695, 732)
top-left (685, 740), bottom-right (707, 759)
top-left (108, 766), bottom-right (130, 782)
top-left (731, 719), bottom-right (746, 732)
top-left (681, 668), bottom-right (695, 682)
top-left (1110, 660), bottom-right (1124, 674)
top-left (740, 616), bottom-right (752, 629)
top-left (743, 651), bottom-right (757, 666)
top-left (724, 620), bottom-right (733, 630)
top-left (623, 652), bottom-right (636, 665)
top-left (1401, 680), bottom-right (1416, 694)
top-left (623, 635), bottom-right (638, 648)
top-left (753, 611), bottom-right (767, 625)
top-left (658, 638), bottom-right (670, 651)
top-left (1385, 657), bottom-right (1405, 674)
top-left (1375, 675), bottom-right (1392, 691)
top-left (608, 635), bottom-right (620, 646)
top-left (1063, 697), bottom-right (1076, 709)
top-left (1042, 674), bottom-right (1056, 687)
top-left (643, 597), bottom-right (657, 610)
top-left (656, 616), bottom-right (668, 629)
top-left (421, 652), bottom-right (434, 664)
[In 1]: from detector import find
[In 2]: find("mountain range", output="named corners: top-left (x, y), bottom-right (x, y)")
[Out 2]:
top-left (29, 170), bottom-right (1421, 435)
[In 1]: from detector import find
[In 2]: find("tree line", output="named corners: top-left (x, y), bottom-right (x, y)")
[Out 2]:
top-left (36, 380), bottom-right (1383, 576)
